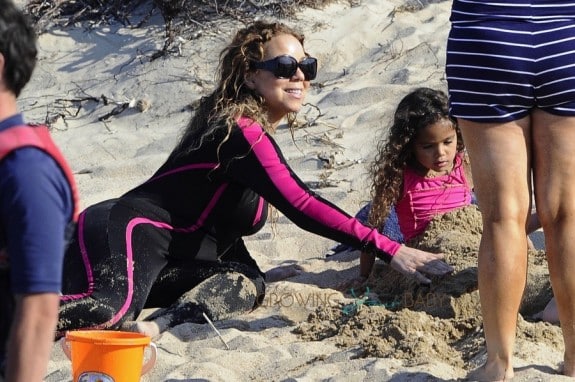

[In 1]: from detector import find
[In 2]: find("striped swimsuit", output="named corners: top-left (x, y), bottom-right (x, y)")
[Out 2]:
top-left (58, 117), bottom-right (402, 331)
top-left (446, 1), bottom-right (575, 122)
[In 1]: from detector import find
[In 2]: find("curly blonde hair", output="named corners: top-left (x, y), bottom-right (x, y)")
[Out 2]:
top-left (367, 87), bottom-right (464, 229)
top-left (171, 21), bottom-right (306, 159)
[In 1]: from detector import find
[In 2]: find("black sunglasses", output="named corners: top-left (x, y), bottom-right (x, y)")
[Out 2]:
top-left (251, 55), bottom-right (318, 81)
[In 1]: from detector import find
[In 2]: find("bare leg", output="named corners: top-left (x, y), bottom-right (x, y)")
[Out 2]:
top-left (459, 117), bottom-right (532, 381)
top-left (532, 110), bottom-right (575, 376)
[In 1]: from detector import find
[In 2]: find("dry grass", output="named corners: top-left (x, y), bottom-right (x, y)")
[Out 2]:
top-left (24, 0), bottom-right (344, 58)
top-left (24, 0), bottom-right (343, 33)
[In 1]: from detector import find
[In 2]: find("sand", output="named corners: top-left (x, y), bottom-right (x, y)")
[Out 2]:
top-left (13, 0), bottom-right (569, 380)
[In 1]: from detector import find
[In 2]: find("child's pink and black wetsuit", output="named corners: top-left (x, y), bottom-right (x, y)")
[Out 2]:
top-left (58, 117), bottom-right (402, 331)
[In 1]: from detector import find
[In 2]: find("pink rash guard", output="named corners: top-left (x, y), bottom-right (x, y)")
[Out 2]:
top-left (395, 153), bottom-right (472, 241)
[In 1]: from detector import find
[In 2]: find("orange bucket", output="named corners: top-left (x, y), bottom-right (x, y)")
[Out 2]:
top-left (61, 330), bottom-right (157, 382)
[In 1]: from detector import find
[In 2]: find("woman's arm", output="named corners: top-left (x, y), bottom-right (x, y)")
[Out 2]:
top-left (222, 121), bottom-right (401, 259)
top-left (221, 120), bottom-right (452, 282)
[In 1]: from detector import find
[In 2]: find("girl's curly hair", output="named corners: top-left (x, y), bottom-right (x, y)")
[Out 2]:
top-left (170, 21), bottom-right (305, 160)
top-left (367, 87), bottom-right (464, 229)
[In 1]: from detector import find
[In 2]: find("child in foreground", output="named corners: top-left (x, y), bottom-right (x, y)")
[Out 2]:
top-left (0, 1), bottom-right (78, 380)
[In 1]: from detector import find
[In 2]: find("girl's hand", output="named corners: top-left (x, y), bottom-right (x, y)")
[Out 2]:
top-left (390, 245), bottom-right (453, 284)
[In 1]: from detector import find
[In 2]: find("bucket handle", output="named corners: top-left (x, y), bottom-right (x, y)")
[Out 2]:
top-left (60, 337), bottom-right (71, 360)
top-left (141, 342), bottom-right (157, 375)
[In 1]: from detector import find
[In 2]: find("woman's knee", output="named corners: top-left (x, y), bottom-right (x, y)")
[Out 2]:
top-left (58, 301), bottom-right (122, 331)
top-left (536, 202), bottom-right (575, 235)
top-left (58, 290), bottom-right (141, 331)
top-left (480, 201), bottom-right (531, 230)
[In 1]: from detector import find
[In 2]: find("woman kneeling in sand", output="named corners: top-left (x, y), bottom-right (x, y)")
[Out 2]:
top-left (57, 21), bottom-right (452, 337)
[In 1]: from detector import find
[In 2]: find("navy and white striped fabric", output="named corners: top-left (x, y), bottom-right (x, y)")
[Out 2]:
top-left (446, 1), bottom-right (575, 122)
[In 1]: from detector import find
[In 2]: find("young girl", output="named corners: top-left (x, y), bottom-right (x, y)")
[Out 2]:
top-left (343, 87), bottom-right (473, 287)
top-left (341, 87), bottom-right (544, 294)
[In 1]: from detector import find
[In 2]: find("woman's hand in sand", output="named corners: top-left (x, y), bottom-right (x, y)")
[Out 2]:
top-left (390, 245), bottom-right (453, 284)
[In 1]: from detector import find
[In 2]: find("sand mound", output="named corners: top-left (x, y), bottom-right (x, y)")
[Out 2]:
top-left (294, 206), bottom-right (560, 371)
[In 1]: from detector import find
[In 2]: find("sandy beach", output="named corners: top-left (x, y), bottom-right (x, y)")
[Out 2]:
top-left (13, 0), bottom-right (570, 380)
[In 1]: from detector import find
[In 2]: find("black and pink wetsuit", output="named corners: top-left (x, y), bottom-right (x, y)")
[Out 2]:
top-left (58, 117), bottom-right (401, 331)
